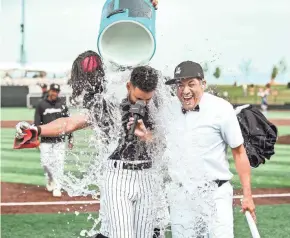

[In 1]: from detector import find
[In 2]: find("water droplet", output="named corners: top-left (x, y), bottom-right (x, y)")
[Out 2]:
top-left (79, 230), bottom-right (87, 236)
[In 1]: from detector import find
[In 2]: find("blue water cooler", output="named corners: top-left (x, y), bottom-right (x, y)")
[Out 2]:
top-left (97, 0), bottom-right (156, 67)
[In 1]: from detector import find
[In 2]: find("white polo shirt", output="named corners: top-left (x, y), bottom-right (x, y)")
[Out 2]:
top-left (163, 92), bottom-right (244, 183)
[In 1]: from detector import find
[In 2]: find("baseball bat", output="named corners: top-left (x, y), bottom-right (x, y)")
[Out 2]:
top-left (245, 211), bottom-right (260, 238)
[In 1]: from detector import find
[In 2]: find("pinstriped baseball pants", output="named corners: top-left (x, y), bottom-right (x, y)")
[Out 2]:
top-left (101, 160), bottom-right (155, 238)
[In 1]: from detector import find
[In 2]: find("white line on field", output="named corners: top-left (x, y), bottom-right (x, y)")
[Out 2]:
top-left (0, 200), bottom-right (100, 206)
top-left (0, 193), bottom-right (289, 207)
top-left (233, 193), bottom-right (290, 199)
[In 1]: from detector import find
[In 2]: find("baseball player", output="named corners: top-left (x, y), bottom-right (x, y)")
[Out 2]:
top-left (15, 51), bottom-right (164, 238)
top-left (258, 83), bottom-right (271, 115)
top-left (163, 61), bottom-right (256, 237)
top-left (39, 83), bottom-right (48, 99)
top-left (34, 83), bottom-right (74, 197)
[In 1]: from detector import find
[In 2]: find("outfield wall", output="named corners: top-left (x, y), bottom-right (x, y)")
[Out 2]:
top-left (1, 86), bottom-right (67, 108)
top-left (1, 86), bottom-right (28, 107)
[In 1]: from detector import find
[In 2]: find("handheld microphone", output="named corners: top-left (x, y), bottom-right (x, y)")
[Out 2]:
top-left (128, 100), bottom-right (146, 141)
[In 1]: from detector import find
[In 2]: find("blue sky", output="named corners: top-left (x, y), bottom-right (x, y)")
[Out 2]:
top-left (1, 0), bottom-right (290, 83)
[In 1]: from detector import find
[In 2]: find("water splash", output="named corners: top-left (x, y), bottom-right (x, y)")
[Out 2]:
top-left (158, 86), bottom-right (221, 237)
top-left (43, 65), bottom-right (222, 237)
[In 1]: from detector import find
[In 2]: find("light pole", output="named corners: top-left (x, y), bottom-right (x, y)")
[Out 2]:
top-left (20, 0), bottom-right (26, 66)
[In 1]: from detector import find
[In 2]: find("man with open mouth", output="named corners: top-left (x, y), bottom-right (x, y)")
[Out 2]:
top-left (164, 61), bottom-right (256, 237)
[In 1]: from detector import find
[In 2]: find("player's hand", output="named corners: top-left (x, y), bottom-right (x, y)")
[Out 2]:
top-left (15, 121), bottom-right (35, 139)
top-left (68, 142), bottom-right (74, 150)
top-left (151, 0), bottom-right (158, 9)
top-left (241, 196), bottom-right (256, 223)
top-left (127, 117), bottom-right (151, 141)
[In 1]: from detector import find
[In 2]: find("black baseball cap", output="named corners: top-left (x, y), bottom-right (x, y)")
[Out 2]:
top-left (165, 61), bottom-right (204, 85)
top-left (39, 83), bottom-right (47, 88)
top-left (49, 83), bottom-right (61, 92)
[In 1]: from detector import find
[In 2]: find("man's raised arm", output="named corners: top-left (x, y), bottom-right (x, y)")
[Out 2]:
top-left (40, 114), bottom-right (88, 136)
top-left (15, 114), bottom-right (89, 139)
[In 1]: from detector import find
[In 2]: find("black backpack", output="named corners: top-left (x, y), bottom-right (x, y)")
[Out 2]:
top-left (235, 105), bottom-right (278, 168)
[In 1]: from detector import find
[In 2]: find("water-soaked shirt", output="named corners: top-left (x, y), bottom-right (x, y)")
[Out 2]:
top-left (91, 96), bottom-right (155, 162)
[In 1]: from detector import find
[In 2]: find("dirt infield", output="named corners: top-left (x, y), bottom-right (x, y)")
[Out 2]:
top-left (1, 182), bottom-right (290, 214)
top-left (277, 135), bottom-right (290, 144)
top-left (1, 182), bottom-right (99, 214)
top-left (1, 120), bottom-right (33, 128)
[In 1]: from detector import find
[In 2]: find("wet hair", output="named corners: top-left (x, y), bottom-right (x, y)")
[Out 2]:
top-left (130, 66), bottom-right (159, 92)
top-left (69, 50), bottom-right (106, 108)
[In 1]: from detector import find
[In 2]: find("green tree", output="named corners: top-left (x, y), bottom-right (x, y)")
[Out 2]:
top-left (213, 67), bottom-right (221, 79)
top-left (271, 65), bottom-right (279, 80)
top-left (271, 58), bottom-right (287, 84)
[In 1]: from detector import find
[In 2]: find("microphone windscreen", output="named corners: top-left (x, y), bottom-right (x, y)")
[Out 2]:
top-left (135, 100), bottom-right (146, 107)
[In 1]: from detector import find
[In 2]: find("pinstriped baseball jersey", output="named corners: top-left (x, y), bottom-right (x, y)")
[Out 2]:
top-left (94, 96), bottom-right (162, 238)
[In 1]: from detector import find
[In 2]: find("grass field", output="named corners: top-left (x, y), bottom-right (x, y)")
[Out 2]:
top-left (1, 107), bottom-right (290, 238)
top-left (1, 127), bottom-right (290, 188)
top-left (214, 84), bottom-right (290, 104)
top-left (1, 128), bottom-right (96, 185)
top-left (1, 107), bottom-right (81, 121)
top-left (2, 205), bottom-right (290, 238)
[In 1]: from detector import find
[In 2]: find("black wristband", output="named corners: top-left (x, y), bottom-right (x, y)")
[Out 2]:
top-left (37, 126), bottom-right (41, 136)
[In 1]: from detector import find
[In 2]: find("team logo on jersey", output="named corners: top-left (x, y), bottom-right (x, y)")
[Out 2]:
top-left (43, 108), bottom-right (62, 115)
